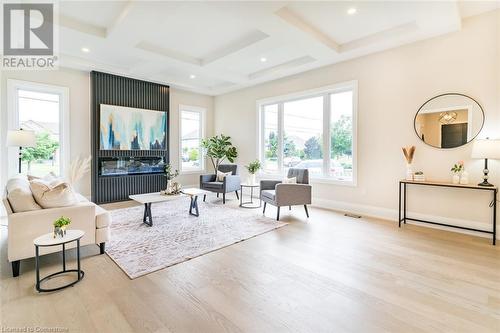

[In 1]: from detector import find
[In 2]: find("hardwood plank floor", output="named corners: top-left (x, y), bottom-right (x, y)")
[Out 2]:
top-left (1, 199), bottom-right (499, 332)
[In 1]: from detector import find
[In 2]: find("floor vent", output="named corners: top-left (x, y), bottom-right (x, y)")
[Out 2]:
top-left (344, 213), bottom-right (362, 219)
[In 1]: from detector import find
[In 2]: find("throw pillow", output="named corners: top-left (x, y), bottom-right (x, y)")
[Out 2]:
top-left (27, 172), bottom-right (58, 182)
top-left (6, 177), bottom-right (41, 213)
top-left (283, 176), bottom-right (297, 184)
top-left (29, 179), bottom-right (78, 209)
top-left (216, 170), bottom-right (232, 182)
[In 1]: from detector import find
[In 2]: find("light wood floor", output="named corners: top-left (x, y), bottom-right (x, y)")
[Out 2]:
top-left (1, 198), bottom-right (499, 333)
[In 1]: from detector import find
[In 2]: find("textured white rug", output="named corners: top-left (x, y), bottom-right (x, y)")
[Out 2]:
top-left (106, 200), bottom-right (287, 279)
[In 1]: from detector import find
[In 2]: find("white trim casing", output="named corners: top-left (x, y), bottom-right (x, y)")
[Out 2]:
top-left (178, 104), bottom-right (206, 174)
top-left (256, 80), bottom-right (358, 186)
top-left (4, 79), bottom-right (70, 181)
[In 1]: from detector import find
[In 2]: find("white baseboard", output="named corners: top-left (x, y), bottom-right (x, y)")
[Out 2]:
top-left (312, 197), bottom-right (498, 241)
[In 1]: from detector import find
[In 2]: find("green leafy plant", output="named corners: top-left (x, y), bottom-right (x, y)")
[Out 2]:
top-left (201, 134), bottom-right (238, 173)
top-left (53, 216), bottom-right (71, 228)
top-left (451, 161), bottom-right (464, 174)
top-left (245, 160), bottom-right (261, 174)
top-left (21, 132), bottom-right (59, 172)
top-left (164, 164), bottom-right (179, 180)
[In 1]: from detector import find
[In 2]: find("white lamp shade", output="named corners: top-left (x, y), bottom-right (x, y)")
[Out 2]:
top-left (471, 139), bottom-right (500, 159)
top-left (6, 130), bottom-right (36, 147)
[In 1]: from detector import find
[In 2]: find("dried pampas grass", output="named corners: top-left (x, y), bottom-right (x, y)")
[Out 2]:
top-left (402, 146), bottom-right (415, 164)
top-left (68, 155), bottom-right (91, 186)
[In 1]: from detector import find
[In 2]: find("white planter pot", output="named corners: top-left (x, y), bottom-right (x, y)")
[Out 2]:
top-left (247, 174), bottom-right (256, 185)
top-left (452, 174), bottom-right (460, 184)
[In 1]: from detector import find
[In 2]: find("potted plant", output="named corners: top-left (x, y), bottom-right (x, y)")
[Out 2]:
top-left (163, 164), bottom-right (180, 195)
top-left (201, 134), bottom-right (238, 173)
top-left (451, 161), bottom-right (464, 184)
top-left (245, 160), bottom-right (261, 185)
top-left (53, 216), bottom-right (71, 238)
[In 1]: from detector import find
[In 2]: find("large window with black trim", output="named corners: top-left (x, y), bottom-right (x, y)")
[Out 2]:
top-left (258, 81), bottom-right (357, 185)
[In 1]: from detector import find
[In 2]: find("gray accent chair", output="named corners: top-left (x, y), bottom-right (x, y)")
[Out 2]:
top-left (200, 164), bottom-right (241, 204)
top-left (260, 168), bottom-right (312, 221)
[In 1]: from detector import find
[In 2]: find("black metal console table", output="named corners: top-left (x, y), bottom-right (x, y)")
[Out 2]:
top-left (398, 180), bottom-right (497, 245)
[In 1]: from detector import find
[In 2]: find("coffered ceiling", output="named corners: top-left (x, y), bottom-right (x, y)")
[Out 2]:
top-left (57, 1), bottom-right (499, 96)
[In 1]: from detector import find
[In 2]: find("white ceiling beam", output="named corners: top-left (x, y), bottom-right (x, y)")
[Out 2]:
top-left (340, 22), bottom-right (419, 53)
top-left (135, 41), bottom-right (202, 66)
top-left (105, 1), bottom-right (135, 38)
top-left (59, 15), bottom-right (106, 38)
top-left (201, 30), bottom-right (269, 66)
top-left (248, 55), bottom-right (316, 80)
top-left (275, 7), bottom-right (340, 53)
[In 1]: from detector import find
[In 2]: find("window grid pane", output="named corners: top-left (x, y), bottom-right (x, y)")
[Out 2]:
top-left (330, 91), bottom-right (353, 181)
top-left (18, 89), bottom-right (61, 177)
top-left (181, 110), bottom-right (202, 172)
top-left (262, 104), bottom-right (278, 172)
top-left (283, 96), bottom-right (323, 176)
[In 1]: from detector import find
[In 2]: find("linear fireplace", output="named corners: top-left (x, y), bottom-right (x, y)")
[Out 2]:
top-left (99, 157), bottom-right (165, 177)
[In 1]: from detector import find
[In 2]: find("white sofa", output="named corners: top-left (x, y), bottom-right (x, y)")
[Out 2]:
top-left (3, 177), bottom-right (111, 277)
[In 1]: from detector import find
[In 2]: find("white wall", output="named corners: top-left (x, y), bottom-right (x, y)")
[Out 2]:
top-left (0, 68), bottom-right (214, 197)
top-left (214, 11), bottom-right (500, 236)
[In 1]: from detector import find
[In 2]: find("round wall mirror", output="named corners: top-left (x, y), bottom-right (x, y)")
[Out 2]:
top-left (414, 93), bottom-right (484, 149)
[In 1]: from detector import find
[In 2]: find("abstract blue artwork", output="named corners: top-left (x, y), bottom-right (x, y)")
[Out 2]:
top-left (100, 104), bottom-right (166, 150)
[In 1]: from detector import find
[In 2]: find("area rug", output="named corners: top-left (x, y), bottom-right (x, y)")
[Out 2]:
top-left (106, 200), bottom-right (287, 279)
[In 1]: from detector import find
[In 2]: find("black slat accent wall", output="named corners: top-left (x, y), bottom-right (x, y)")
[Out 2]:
top-left (91, 71), bottom-right (169, 203)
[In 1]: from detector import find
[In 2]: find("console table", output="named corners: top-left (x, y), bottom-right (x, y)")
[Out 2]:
top-left (398, 180), bottom-right (497, 245)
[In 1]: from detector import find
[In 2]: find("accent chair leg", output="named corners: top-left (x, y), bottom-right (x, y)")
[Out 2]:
top-left (289, 206), bottom-right (291, 210)
top-left (277, 207), bottom-right (280, 221)
top-left (263, 202), bottom-right (267, 214)
top-left (12, 260), bottom-right (20, 277)
top-left (217, 193), bottom-right (219, 198)
top-left (99, 242), bottom-right (105, 254)
top-left (203, 194), bottom-right (206, 202)
top-left (235, 190), bottom-right (239, 200)
top-left (304, 205), bottom-right (309, 218)
top-left (223, 192), bottom-right (226, 204)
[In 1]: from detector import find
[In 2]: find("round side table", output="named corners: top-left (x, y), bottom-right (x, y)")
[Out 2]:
top-left (33, 230), bottom-right (85, 292)
top-left (239, 183), bottom-right (261, 209)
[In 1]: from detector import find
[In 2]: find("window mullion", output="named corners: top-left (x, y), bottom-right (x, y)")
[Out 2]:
top-left (278, 102), bottom-right (284, 175)
top-left (323, 93), bottom-right (331, 177)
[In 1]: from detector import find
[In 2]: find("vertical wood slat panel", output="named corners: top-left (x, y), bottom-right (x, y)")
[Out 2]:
top-left (91, 71), bottom-right (169, 204)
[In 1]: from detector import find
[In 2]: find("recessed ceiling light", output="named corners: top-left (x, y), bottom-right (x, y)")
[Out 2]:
top-left (347, 7), bottom-right (357, 15)
top-left (189, 74), bottom-right (196, 79)
top-left (81, 47), bottom-right (90, 53)
top-left (260, 57), bottom-right (267, 62)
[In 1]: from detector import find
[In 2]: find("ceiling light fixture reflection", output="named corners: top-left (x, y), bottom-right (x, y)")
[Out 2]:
top-left (189, 74), bottom-right (196, 79)
top-left (260, 57), bottom-right (267, 62)
top-left (81, 47), bottom-right (90, 53)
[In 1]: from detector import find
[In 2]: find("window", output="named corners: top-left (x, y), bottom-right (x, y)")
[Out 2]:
top-left (258, 81), bottom-right (357, 185)
top-left (6, 80), bottom-right (69, 178)
top-left (179, 105), bottom-right (205, 173)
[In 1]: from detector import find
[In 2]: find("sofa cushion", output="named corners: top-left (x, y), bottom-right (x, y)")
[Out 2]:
top-left (204, 181), bottom-right (224, 189)
top-left (6, 177), bottom-right (41, 213)
top-left (30, 179), bottom-right (78, 209)
top-left (95, 205), bottom-right (111, 228)
top-left (261, 189), bottom-right (276, 201)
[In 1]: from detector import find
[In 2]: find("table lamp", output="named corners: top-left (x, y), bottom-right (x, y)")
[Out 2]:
top-left (6, 129), bottom-right (36, 173)
top-left (471, 138), bottom-right (500, 187)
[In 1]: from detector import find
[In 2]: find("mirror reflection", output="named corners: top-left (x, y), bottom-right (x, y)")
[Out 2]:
top-left (414, 94), bottom-right (484, 149)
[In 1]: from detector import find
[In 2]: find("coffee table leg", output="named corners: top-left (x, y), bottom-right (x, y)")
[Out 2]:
top-left (35, 245), bottom-right (40, 292)
top-left (143, 203), bottom-right (153, 226)
top-left (189, 196), bottom-right (200, 217)
top-left (77, 239), bottom-right (81, 281)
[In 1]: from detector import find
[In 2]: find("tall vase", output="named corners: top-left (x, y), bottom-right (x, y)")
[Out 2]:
top-left (406, 164), bottom-right (413, 181)
top-left (452, 173), bottom-right (460, 184)
top-left (167, 180), bottom-right (172, 194)
top-left (248, 173), bottom-right (256, 185)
